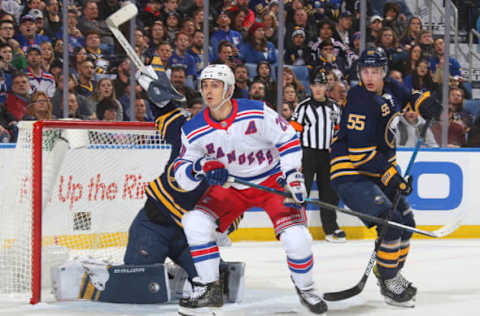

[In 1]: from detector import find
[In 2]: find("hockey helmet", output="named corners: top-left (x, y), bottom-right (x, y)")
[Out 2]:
top-left (357, 47), bottom-right (388, 75)
top-left (200, 64), bottom-right (235, 100)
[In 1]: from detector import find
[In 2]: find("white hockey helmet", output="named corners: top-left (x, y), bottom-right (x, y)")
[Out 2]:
top-left (199, 64), bottom-right (235, 100)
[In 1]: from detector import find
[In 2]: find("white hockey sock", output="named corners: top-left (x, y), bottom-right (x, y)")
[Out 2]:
top-left (190, 241), bottom-right (220, 283)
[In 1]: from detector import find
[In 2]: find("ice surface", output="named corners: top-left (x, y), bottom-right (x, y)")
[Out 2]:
top-left (1, 239), bottom-right (479, 316)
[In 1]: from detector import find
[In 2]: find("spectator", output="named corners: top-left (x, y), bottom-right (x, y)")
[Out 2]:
top-left (0, 43), bottom-right (14, 91)
top-left (96, 98), bottom-right (119, 121)
top-left (430, 37), bottom-right (462, 78)
top-left (77, 0), bottom-right (113, 52)
top-left (402, 44), bottom-right (422, 76)
top-left (325, 69), bottom-right (338, 86)
top-left (382, 1), bottom-right (406, 37)
top-left (56, 8), bottom-right (84, 55)
top-left (15, 14), bottom-right (49, 53)
top-left (0, 101), bottom-right (17, 142)
top-left (75, 59), bottom-right (96, 98)
top-left (448, 87), bottom-right (473, 130)
top-left (29, 9), bottom-right (47, 39)
top-left (212, 40), bottom-right (236, 69)
top-left (229, 7), bottom-right (248, 39)
top-left (210, 10), bottom-right (242, 62)
top-left (70, 47), bottom-right (88, 80)
top-left (187, 30), bottom-right (206, 76)
top-left (396, 111), bottom-right (438, 147)
top-left (400, 16), bottom-right (423, 49)
top-left (228, 0), bottom-right (255, 30)
top-left (180, 17), bottom-right (196, 39)
top-left (185, 95), bottom-right (203, 117)
top-left (375, 26), bottom-right (406, 71)
top-left (88, 77), bottom-right (123, 121)
top-left (261, 10), bottom-right (278, 45)
top-left (345, 32), bottom-right (361, 83)
top-left (170, 64), bottom-right (198, 105)
top-left (40, 41), bottom-right (54, 72)
top-left (159, 0), bottom-right (181, 22)
top-left (283, 66), bottom-right (307, 102)
top-left (51, 72), bottom-right (94, 119)
top-left (139, 0), bottom-right (162, 29)
top-left (191, 8), bottom-right (204, 32)
top-left (145, 21), bottom-right (168, 62)
top-left (180, 0), bottom-right (203, 21)
top-left (5, 72), bottom-right (31, 121)
top-left (367, 15), bottom-right (384, 46)
top-left (249, 80), bottom-right (266, 102)
top-left (134, 96), bottom-right (151, 121)
top-left (283, 83), bottom-right (298, 107)
top-left (448, 75), bottom-right (472, 100)
top-left (311, 19), bottom-right (336, 60)
top-left (43, 0), bottom-right (62, 39)
top-left (164, 11), bottom-right (181, 43)
top-left (253, 61), bottom-right (276, 105)
top-left (281, 102), bottom-right (295, 121)
top-left (328, 80), bottom-right (347, 107)
top-left (156, 40), bottom-right (173, 71)
top-left (403, 57), bottom-right (438, 93)
top-left (64, 92), bottom-right (92, 120)
top-left (239, 22), bottom-right (277, 64)
top-left (284, 27), bottom-right (312, 66)
top-left (333, 11), bottom-right (354, 49)
top-left (168, 32), bottom-right (197, 81)
top-left (416, 30), bottom-right (434, 59)
top-left (312, 39), bottom-right (347, 77)
top-left (23, 90), bottom-right (54, 120)
top-left (465, 116), bottom-right (480, 147)
top-left (431, 107), bottom-right (467, 147)
top-left (0, 20), bottom-right (15, 46)
top-left (389, 69), bottom-right (404, 83)
top-left (285, 8), bottom-right (317, 50)
top-left (232, 63), bottom-right (249, 98)
top-left (84, 30), bottom-right (109, 75)
top-left (25, 45), bottom-right (56, 98)
top-left (98, 0), bottom-right (121, 21)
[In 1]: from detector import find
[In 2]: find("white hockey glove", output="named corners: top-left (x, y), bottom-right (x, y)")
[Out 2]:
top-left (135, 65), bottom-right (185, 107)
top-left (279, 170), bottom-right (307, 207)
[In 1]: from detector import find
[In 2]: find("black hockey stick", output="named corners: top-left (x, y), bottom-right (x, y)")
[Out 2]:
top-left (322, 119), bottom-right (431, 302)
top-left (227, 178), bottom-right (440, 239)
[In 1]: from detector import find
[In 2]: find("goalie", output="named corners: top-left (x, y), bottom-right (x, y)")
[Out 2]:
top-left (52, 59), bottom-right (244, 305)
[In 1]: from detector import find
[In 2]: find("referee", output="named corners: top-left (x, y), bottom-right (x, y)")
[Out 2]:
top-left (290, 69), bottom-right (346, 243)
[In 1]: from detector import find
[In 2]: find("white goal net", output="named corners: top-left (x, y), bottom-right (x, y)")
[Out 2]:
top-left (0, 120), bottom-right (170, 303)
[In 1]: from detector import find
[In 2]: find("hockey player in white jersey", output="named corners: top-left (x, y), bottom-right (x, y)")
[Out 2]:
top-left (174, 64), bottom-right (328, 315)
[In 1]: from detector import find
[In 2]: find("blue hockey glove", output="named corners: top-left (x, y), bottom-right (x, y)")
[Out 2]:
top-left (279, 170), bottom-right (307, 207)
top-left (193, 157), bottom-right (229, 186)
top-left (136, 66), bottom-right (185, 106)
top-left (381, 166), bottom-right (413, 196)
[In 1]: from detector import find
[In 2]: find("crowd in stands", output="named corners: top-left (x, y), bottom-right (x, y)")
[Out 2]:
top-left (0, 0), bottom-right (479, 147)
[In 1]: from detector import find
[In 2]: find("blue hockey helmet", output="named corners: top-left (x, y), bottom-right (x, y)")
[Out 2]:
top-left (357, 47), bottom-right (388, 75)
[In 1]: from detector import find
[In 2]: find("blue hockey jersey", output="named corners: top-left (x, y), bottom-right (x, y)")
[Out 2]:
top-left (330, 78), bottom-right (428, 185)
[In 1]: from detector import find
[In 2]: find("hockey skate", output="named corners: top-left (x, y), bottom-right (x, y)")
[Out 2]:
top-left (325, 229), bottom-right (346, 243)
top-left (373, 265), bottom-right (416, 308)
top-left (178, 279), bottom-right (223, 316)
top-left (294, 283), bottom-right (328, 315)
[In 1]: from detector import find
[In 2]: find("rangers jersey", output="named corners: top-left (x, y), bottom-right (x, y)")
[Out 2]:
top-left (174, 98), bottom-right (302, 191)
top-left (330, 78), bottom-right (430, 185)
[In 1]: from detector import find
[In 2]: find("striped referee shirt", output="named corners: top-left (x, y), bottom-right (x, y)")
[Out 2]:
top-left (291, 96), bottom-right (341, 150)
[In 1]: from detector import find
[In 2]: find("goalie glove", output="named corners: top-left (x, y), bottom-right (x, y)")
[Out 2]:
top-left (193, 157), bottom-right (229, 186)
top-left (381, 166), bottom-right (413, 196)
top-left (135, 65), bottom-right (185, 106)
top-left (278, 170), bottom-right (307, 207)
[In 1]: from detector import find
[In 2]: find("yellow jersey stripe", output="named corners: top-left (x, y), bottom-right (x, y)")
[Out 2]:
top-left (348, 146), bottom-right (376, 153)
top-left (352, 150), bottom-right (376, 167)
top-left (148, 181), bottom-right (184, 219)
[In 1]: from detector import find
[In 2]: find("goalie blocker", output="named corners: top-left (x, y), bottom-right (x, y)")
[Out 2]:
top-left (51, 260), bottom-right (245, 304)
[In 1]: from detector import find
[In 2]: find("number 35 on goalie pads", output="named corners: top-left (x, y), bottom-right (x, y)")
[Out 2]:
top-left (50, 260), bottom-right (245, 304)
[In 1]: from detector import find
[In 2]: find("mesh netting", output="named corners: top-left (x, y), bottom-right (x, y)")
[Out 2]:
top-left (0, 121), bottom-right (170, 300)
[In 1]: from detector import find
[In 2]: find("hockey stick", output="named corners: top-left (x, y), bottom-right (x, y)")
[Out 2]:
top-left (322, 119), bottom-right (433, 301)
top-left (228, 176), bottom-right (458, 239)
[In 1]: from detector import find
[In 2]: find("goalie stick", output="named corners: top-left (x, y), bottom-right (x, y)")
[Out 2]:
top-left (322, 120), bottom-right (463, 301)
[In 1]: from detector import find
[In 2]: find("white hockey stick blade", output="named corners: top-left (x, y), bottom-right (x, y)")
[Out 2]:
top-left (429, 212), bottom-right (466, 238)
top-left (105, 2), bottom-right (138, 28)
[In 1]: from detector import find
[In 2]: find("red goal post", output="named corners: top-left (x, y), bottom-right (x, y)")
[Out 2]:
top-left (0, 120), bottom-right (169, 304)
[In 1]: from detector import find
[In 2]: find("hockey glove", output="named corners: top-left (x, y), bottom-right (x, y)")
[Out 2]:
top-left (415, 91), bottom-right (443, 121)
top-left (279, 170), bottom-right (307, 207)
top-left (381, 166), bottom-right (413, 196)
top-left (193, 157), bottom-right (229, 186)
top-left (135, 65), bottom-right (185, 106)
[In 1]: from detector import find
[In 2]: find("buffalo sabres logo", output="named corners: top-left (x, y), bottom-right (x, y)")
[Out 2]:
top-left (385, 113), bottom-right (401, 149)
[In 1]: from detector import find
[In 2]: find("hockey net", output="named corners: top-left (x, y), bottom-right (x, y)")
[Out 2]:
top-left (0, 120), bottom-right (170, 304)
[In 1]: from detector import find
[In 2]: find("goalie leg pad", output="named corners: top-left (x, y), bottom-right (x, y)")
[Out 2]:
top-left (51, 261), bottom-right (170, 304)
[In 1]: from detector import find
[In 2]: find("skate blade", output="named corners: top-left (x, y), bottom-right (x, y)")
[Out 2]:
top-left (178, 306), bottom-right (223, 316)
top-left (384, 297), bottom-right (416, 308)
